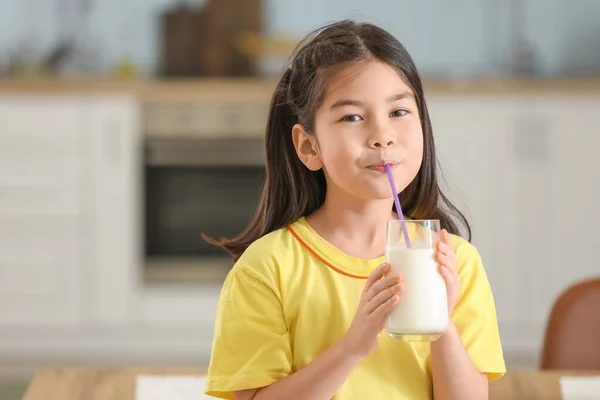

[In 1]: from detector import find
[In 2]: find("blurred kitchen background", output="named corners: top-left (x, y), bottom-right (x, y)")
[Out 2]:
top-left (1, 0), bottom-right (599, 398)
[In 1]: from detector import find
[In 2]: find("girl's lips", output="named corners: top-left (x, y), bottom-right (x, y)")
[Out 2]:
top-left (367, 162), bottom-right (398, 172)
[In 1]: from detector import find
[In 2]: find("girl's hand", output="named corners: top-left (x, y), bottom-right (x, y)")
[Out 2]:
top-left (341, 263), bottom-right (403, 360)
top-left (436, 229), bottom-right (460, 314)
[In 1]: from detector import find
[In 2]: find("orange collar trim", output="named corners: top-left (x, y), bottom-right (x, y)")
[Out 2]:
top-left (286, 225), bottom-right (368, 280)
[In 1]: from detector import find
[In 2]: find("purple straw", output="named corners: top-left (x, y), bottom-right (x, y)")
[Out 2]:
top-left (385, 164), bottom-right (411, 248)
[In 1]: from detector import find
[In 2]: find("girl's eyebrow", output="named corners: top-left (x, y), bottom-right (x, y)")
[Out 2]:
top-left (328, 91), bottom-right (415, 111)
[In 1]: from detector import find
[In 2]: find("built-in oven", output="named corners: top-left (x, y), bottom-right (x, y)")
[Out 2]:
top-left (141, 96), bottom-right (269, 283)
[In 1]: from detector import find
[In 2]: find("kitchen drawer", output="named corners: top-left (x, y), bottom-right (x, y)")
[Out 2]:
top-left (143, 100), bottom-right (269, 138)
top-left (0, 97), bottom-right (82, 141)
top-left (214, 101), bottom-right (268, 136)
top-left (144, 102), bottom-right (221, 137)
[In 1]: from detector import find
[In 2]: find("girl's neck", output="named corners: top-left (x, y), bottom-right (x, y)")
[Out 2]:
top-left (305, 189), bottom-right (397, 259)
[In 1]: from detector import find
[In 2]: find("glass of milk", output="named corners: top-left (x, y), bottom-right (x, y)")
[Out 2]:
top-left (385, 219), bottom-right (448, 342)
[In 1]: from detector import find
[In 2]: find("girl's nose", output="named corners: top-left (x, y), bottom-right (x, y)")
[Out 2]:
top-left (368, 126), bottom-right (396, 148)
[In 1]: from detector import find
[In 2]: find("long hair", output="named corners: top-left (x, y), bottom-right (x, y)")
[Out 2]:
top-left (205, 19), bottom-right (471, 261)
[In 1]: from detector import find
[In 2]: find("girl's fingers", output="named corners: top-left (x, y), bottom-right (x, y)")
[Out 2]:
top-left (366, 273), bottom-right (401, 301)
top-left (372, 294), bottom-right (400, 319)
top-left (441, 229), bottom-right (453, 246)
top-left (437, 241), bottom-right (456, 262)
top-left (435, 250), bottom-right (457, 274)
top-left (364, 263), bottom-right (390, 292)
top-left (367, 282), bottom-right (404, 314)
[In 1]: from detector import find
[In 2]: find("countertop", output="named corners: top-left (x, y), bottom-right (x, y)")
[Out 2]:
top-left (2, 77), bottom-right (600, 100)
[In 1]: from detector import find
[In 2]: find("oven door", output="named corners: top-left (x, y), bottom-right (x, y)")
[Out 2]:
top-left (144, 137), bottom-right (265, 283)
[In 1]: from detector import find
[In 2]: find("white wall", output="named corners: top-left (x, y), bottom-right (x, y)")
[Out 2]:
top-left (1, 0), bottom-right (600, 77)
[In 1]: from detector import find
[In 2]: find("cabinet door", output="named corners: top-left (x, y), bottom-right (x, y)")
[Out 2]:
top-left (528, 96), bottom-right (600, 319)
top-left (0, 96), bottom-right (84, 326)
top-left (505, 94), bottom-right (600, 350)
top-left (81, 96), bottom-right (142, 325)
top-left (428, 94), bottom-right (519, 332)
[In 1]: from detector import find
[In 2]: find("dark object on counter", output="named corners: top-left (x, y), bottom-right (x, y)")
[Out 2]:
top-left (43, 40), bottom-right (76, 74)
top-left (160, 0), bottom-right (262, 77)
top-left (160, 8), bottom-right (206, 77)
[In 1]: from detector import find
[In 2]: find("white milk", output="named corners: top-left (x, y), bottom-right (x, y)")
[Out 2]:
top-left (385, 246), bottom-right (448, 341)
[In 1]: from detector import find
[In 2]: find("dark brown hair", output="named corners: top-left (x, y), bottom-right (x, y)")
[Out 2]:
top-left (205, 19), bottom-right (471, 261)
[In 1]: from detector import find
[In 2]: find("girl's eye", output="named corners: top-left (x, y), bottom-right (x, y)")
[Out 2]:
top-left (391, 109), bottom-right (408, 117)
top-left (341, 114), bottom-right (363, 122)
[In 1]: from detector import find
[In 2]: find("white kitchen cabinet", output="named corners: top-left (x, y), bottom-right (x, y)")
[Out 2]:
top-left (0, 97), bottom-right (85, 326)
top-left (80, 97), bottom-right (142, 326)
top-left (429, 93), bottom-right (600, 356)
top-left (497, 95), bottom-right (600, 353)
top-left (0, 93), bottom-right (217, 363)
top-left (0, 95), bottom-right (140, 329)
top-left (520, 96), bottom-right (600, 318)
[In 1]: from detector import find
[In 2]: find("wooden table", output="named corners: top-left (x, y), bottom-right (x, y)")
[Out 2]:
top-left (23, 368), bottom-right (600, 400)
top-left (488, 370), bottom-right (600, 399)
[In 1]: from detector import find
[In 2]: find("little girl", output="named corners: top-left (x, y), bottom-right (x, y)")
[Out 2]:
top-left (204, 19), bottom-right (505, 400)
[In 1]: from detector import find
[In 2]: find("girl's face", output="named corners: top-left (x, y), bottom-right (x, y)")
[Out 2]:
top-left (293, 60), bottom-right (424, 203)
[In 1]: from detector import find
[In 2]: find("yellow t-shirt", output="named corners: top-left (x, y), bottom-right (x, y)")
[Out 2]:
top-left (205, 217), bottom-right (505, 399)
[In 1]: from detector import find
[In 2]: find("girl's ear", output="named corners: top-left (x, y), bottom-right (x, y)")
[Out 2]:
top-left (292, 123), bottom-right (323, 171)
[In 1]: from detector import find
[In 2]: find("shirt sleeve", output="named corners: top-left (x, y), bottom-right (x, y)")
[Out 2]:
top-left (205, 263), bottom-right (292, 399)
top-left (452, 239), bottom-right (506, 381)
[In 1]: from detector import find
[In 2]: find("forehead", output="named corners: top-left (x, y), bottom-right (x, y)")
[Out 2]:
top-left (321, 60), bottom-right (415, 106)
